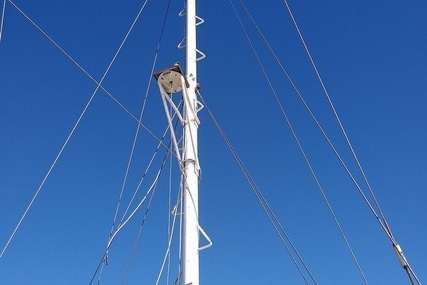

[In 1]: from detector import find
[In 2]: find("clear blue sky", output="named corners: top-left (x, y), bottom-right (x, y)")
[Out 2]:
top-left (1, 0), bottom-right (426, 284)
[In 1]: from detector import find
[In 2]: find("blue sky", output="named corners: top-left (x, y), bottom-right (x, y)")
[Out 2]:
top-left (1, 0), bottom-right (426, 284)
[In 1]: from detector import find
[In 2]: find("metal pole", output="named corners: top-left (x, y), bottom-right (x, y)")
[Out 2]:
top-left (183, 0), bottom-right (200, 284)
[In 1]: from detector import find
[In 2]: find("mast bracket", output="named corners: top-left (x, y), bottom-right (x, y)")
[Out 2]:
top-left (198, 225), bottom-right (212, 251)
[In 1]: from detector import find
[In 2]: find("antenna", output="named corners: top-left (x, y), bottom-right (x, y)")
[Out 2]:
top-left (154, 1), bottom-right (210, 284)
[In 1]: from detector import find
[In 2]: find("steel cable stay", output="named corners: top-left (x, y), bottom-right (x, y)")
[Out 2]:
top-left (92, 163), bottom-right (162, 285)
top-left (154, 75), bottom-right (203, 284)
top-left (1, 5), bottom-right (193, 284)
top-left (0, 0), bottom-right (151, 259)
top-left (117, 103), bottom-right (184, 237)
top-left (120, 145), bottom-right (182, 285)
top-left (89, 146), bottom-right (171, 285)
top-left (198, 90), bottom-right (317, 285)
top-left (102, 150), bottom-right (194, 285)
top-left (234, 1), bottom-right (370, 284)
top-left (234, 1), bottom-right (421, 284)
top-left (121, 180), bottom-right (155, 284)
top-left (99, 103), bottom-right (183, 282)
top-left (0, 0), bottom-right (5, 42)
top-left (120, 179), bottom-right (157, 285)
top-left (172, 163), bottom-right (190, 285)
top-left (4, 0), bottom-right (177, 154)
top-left (280, 0), bottom-right (421, 283)
top-left (5, 0), bottom-right (146, 124)
top-left (229, 1), bottom-right (369, 283)
top-left (98, 101), bottom-right (184, 282)
top-left (119, 111), bottom-right (182, 228)
top-left (154, 175), bottom-right (186, 285)
top-left (166, 147), bottom-right (174, 285)
top-left (1, 0), bottom-right (187, 260)
top-left (104, 0), bottom-right (174, 274)
top-left (96, 125), bottom-right (172, 282)
top-left (2, 1), bottom-right (421, 284)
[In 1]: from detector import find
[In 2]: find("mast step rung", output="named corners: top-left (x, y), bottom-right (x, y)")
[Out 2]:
top-left (195, 15), bottom-right (204, 26)
top-left (196, 49), bottom-right (206, 61)
top-left (178, 36), bottom-right (186, 49)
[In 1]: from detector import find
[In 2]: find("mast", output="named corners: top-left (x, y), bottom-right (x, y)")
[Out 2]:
top-left (154, 1), bottom-right (209, 284)
top-left (183, 0), bottom-right (200, 284)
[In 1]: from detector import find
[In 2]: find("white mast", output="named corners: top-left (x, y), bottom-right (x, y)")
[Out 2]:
top-left (183, 0), bottom-right (200, 284)
top-left (154, 1), bottom-right (210, 284)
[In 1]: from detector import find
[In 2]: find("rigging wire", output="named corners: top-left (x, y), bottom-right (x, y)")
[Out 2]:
top-left (198, 88), bottom-right (316, 285)
top-left (96, 122), bottom-right (177, 282)
top-left (111, 124), bottom-right (181, 226)
top-left (120, 128), bottom-right (179, 285)
top-left (154, 176), bottom-right (184, 285)
top-left (115, 106), bottom-right (183, 284)
top-left (6, 0), bottom-right (175, 155)
top-left (281, 0), bottom-right (391, 231)
top-left (106, 0), bottom-right (171, 257)
top-left (120, 183), bottom-right (157, 285)
top-left (281, 1), bottom-right (421, 283)
top-left (0, 0), bottom-right (5, 42)
top-left (1, 0), bottom-right (178, 260)
top-left (165, 92), bottom-right (185, 285)
top-left (120, 126), bottom-right (169, 223)
top-left (166, 141), bottom-right (174, 285)
top-left (3, 0), bottom-right (187, 277)
top-left (106, 0), bottom-right (156, 241)
top-left (120, 143), bottom-right (174, 285)
top-left (232, 0), bottom-right (387, 241)
top-left (236, 1), bottom-right (370, 284)
top-left (119, 101), bottom-right (183, 225)
top-left (3, 0), bottom-right (420, 283)
top-left (176, 174), bottom-right (185, 285)
top-left (1, 0), bottom-right (134, 258)
top-left (110, 0), bottom-right (170, 242)
top-left (89, 154), bottom-right (167, 285)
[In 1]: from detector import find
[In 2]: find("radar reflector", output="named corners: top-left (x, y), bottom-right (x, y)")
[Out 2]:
top-left (154, 64), bottom-right (188, 94)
